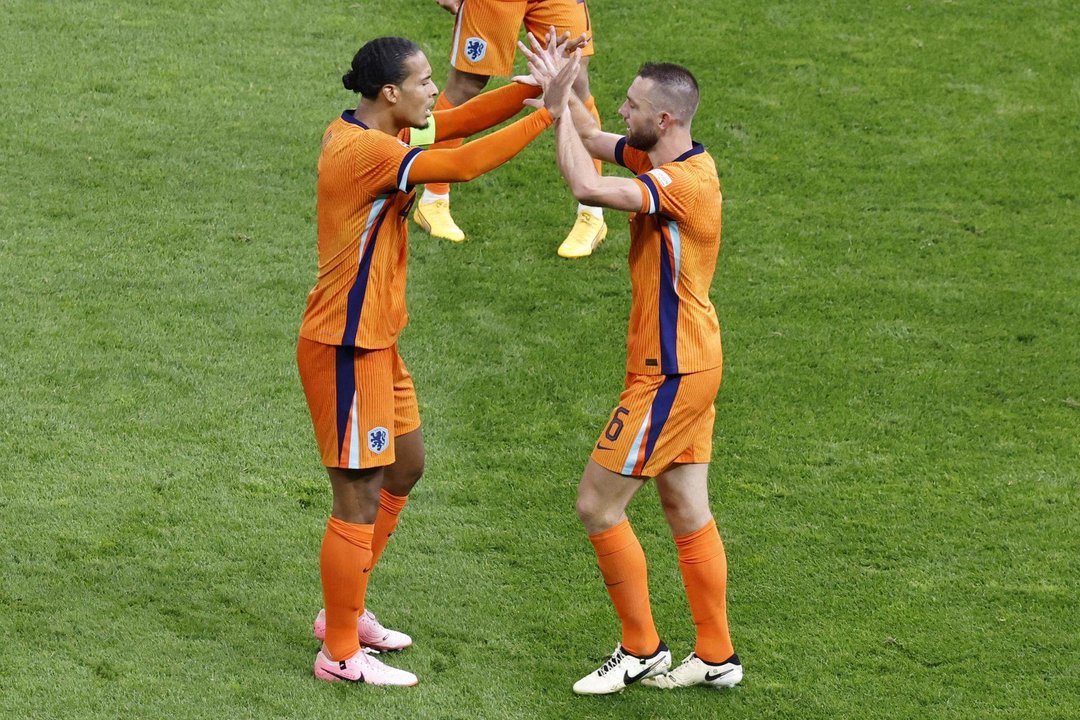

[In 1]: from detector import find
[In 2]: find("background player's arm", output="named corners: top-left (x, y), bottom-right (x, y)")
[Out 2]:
top-left (407, 109), bottom-right (554, 184)
top-left (555, 113), bottom-right (643, 212)
top-left (433, 0), bottom-right (460, 13)
top-left (567, 95), bottom-right (620, 164)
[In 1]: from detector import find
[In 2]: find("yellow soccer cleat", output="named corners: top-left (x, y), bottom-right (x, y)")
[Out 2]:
top-left (557, 211), bottom-right (608, 258)
top-left (413, 199), bottom-right (465, 243)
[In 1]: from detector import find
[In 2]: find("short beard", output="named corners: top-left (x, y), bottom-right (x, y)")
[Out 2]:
top-left (626, 127), bottom-right (658, 151)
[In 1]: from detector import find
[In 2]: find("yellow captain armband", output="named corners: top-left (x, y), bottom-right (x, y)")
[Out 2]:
top-left (410, 119), bottom-right (437, 147)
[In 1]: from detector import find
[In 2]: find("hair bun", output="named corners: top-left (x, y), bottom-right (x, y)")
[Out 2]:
top-left (342, 71), bottom-right (356, 91)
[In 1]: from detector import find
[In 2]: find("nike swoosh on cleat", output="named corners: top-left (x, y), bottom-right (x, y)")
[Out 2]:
top-left (324, 668), bottom-right (364, 683)
top-left (623, 657), bottom-right (666, 686)
top-left (704, 668), bottom-right (733, 682)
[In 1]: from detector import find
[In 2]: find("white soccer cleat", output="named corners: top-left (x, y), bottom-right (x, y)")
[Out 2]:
top-left (641, 652), bottom-right (743, 689)
top-left (313, 608), bottom-right (413, 652)
top-left (572, 642), bottom-right (671, 695)
top-left (313, 649), bottom-right (418, 686)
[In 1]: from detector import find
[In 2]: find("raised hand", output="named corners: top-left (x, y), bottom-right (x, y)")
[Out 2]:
top-left (512, 27), bottom-right (578, 87)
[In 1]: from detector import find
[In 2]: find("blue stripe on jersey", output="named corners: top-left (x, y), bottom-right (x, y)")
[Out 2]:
top-left (614, 136), bottom-right (627, 167)
top-left (341, 199), bottom-right (391, 347)
top-left (674, 142), bottom-right (705, 162)
top-left (397, 147), bottom-right (424, 192)
top-left (638, 173), bottom-right (660, 214)
top-left (643, 374), bottom-right (682, 466)
top-left (335, 345), bottom-right (356, 456)
top-left (658, 224), bottom-right (680, 373)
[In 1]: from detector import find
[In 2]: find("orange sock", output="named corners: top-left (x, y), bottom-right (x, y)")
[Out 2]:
top-left (319, 516), bottom-right (374, 661)
top-left (589, 519), bottom-right (660, 656)
top-left (423, 93), bottom-right (463, 196)
top-left (675, 518), bottom-right (735, 662)
top-left (370, 488), bottom-right (408, 569)
top-left (584, 95), bottom-right (604, 177)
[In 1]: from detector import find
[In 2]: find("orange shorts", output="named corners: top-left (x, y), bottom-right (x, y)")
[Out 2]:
top-left (591, 367), bottom-right (722, 478)
top-left (451, 0), bottom-right (596, 76)
top-left (297, 337), bottom-right (421, 469)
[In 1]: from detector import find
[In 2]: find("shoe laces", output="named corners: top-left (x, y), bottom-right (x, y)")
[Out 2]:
top-left (598, 646), bottom-right (627, 676)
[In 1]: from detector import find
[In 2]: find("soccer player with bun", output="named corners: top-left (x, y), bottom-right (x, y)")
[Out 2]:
top-left (418, 0), bottom-right (609, 259)
top-left (298, 35), bottom-right (579, 686)
top-left (519, 36), bottom-right (743, 694)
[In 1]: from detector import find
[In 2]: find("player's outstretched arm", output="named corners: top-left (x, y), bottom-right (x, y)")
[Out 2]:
top-left (425, 82), bottom-right (542, 144)
top-left (555, 112), bottom-right (642, 212)
top-left (407, 108), bottom-right (554, 185)
top-left (420, 28), bottom-right (584, 145)
top-left (516, 27), bottom-right (616, 162)
top-left (405, 43), bottom-right (578, 185)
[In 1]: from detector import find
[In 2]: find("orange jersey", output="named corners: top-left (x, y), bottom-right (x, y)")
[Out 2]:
top-left (300, 112), bottom-right (425, 348)
top-left (614, 138), bottom-right (723, 375)
top-left (300, 101), bottom-right (552, 348)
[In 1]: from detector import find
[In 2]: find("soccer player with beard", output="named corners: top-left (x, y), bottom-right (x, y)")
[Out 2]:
top-left (520, 39), bottom-right (743, 694)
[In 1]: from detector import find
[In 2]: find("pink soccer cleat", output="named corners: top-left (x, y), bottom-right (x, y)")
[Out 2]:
top-left (313, 608), bottom-right (413, 652)
top-left (313, 649), bottom-right (418, 686)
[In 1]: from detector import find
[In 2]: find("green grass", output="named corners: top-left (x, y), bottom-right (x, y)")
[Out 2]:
top-left (2, 1), bottom-right (1078, 718)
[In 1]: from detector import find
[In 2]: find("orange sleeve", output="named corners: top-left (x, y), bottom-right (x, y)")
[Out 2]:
top-left (405, 109), bottom-right (553, 185)
top-left (433, 83), bottom-right (542, 142)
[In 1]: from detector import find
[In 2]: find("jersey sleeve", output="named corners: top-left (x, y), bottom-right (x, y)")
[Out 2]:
top-left (354, 132), bottom-right (426, 194)
top-left (630, 163), bottom-right (698, 219)
top-left (613, 136), bottom-right (653, 174)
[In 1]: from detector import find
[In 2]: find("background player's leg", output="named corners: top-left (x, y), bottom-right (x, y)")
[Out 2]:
top-left (559, 56), bottom-right (608, 258)
top-left (414, 69), bottom-right (491, 242)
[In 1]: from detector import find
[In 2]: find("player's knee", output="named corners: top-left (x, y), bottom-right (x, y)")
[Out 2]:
top-left (386, 456), bottom-right (424, 495)
top-left (575, 494), bottom-right (617, 532)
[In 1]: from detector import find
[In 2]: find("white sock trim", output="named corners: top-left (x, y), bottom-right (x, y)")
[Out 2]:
top-left (421, 190), bottom-right (450, 204)
top-left (577, 204), bottom-right (603, 219)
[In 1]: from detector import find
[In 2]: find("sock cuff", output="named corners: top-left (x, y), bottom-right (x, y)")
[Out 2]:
top-left (588, 518), bottom-right (638, 556)
top-left (378, 488), bottom-right (409, 515)
top-left (326, 516), bottom-right (374, 549)
top-left (674, 517), bottom-right (724, 563)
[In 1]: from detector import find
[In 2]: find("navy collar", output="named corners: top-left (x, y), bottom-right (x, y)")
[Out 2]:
top-left (673, 141), bottom-right (705, 163)
top-left (341, 110), bottom-right (368, 129)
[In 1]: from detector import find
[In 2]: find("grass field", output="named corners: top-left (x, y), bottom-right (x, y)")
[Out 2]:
top-left (2, 1), bottom-right (1078, 718)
